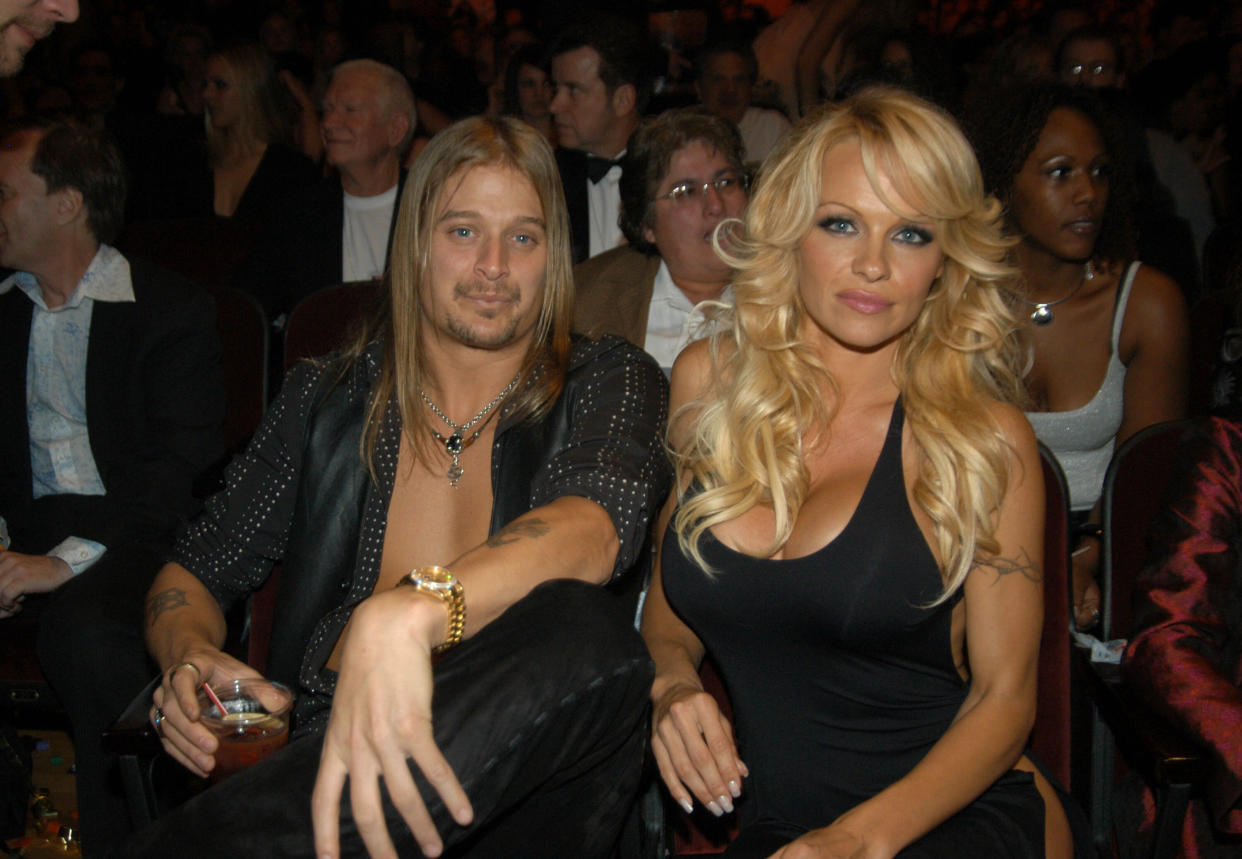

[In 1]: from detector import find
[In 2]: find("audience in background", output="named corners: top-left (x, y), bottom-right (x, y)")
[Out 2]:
top-left (695, 39), bottom-right (788, 166)
top-left (0, 115), bottom-right (223, 856)
top-left (972, 84), bottom-right (1189, 631)
top-left (575, 107), bottom-right (747, 372)
top-left (234, 57), bottom-right (414, 323)
top-left (549, 12), bottom-right (650, 263)
top-left (0, 0), bottom-right (1229, 852)
top-left (500, 42), bottom-right (555, 146)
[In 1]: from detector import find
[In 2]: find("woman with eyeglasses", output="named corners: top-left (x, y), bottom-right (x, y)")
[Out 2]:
top-left (972, 84), bottom-right (1189, 632)
top-left (640, 87), bottom-right (1079, 857)
top-left (574, 106), bottom-right (749, 373)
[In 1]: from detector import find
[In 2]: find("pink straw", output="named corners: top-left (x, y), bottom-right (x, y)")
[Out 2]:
top-left (201, 682), bottom-right (228, 717)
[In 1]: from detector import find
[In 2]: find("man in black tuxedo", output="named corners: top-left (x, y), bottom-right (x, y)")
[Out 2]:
top-left (235, 59), bottom-right (415, 326)
top-left (549, 13), bottom-right (649, 263)
top-left (0, 115), bottom-right (223, 854)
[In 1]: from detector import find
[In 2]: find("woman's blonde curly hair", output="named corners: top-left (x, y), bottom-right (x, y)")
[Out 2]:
top-left (673, 86), bottom-right (1027, 603)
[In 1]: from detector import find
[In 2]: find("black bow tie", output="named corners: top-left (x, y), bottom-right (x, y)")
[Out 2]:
top-left (586, 156), bottom-right (621, 183)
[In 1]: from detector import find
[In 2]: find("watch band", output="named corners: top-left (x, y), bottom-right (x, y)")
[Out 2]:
top-left (397, 565), bottom-right (466, 654)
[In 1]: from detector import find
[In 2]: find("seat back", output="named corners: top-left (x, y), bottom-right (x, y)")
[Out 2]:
top-left (1031, 444), bottom-right (1074, 790)
top-left (117, 217), bottom-right (254, 288)
top-left (282, 281), bottom-right (383, 371)
top-left (1100, 420), bottom-right (1193, 640)
top-left (203, 283), bottom-right (267, 455)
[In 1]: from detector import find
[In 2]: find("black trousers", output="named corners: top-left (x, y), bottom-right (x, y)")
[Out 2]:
top-left (36, 543), bottom-right (163, 858)
top-left (124, 579), bottom-right (654, 858)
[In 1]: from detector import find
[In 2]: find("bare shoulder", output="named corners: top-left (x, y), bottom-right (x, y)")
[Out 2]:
top-left (986, 398), bottom-right (1038, 450)
top-left (1128, 264), bottom-right (1187, 316)
top-left (669, 338), bottom-right (725, 408)
top-left (984, 398), bottom-right (1042, 486)
top-left (668, 337), bottom-right (731, 449)
top-left (1118, 263), bottom-right (1189, 357)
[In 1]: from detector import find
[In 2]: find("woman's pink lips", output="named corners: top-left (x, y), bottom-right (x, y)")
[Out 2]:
top-left (837, 290), bottom-right (892, 314)
top-left (1064, 219), bottom-right (1100, 236)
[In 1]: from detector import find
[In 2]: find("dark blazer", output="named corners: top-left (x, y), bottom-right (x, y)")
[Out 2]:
top-left (0, 257), bottom-right (225, 554)
top-left (556, 148), bottom-right (590, 264)
top-left (234, 169), bottom-right (407, 321)
top-left (572, 245), bottom-right (661, 347)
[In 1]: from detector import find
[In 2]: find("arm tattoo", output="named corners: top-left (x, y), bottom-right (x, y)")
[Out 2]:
top-left (485, 517), bottom-right (551, 549)
top-left (982, 548), bottom-right (1041, 585)
top-left (146, 587), bottom-right (189, 627)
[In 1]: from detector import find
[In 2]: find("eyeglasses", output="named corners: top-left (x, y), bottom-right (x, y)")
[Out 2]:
top-left (1064, 62), bottom-right (1114, 79)
top-left (657, 171), bottom-right (749, 205)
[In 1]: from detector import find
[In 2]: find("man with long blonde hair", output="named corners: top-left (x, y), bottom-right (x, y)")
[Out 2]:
top-left (132, 115), bottom-right (670, 856)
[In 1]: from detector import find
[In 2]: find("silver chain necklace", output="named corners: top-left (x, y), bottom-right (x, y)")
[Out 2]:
top-left (1022, 261), bottom-right (1094, 326)
top-left (420, 373), bottom-right (520, 487)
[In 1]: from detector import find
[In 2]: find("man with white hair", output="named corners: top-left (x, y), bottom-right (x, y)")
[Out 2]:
top-left (0, 0), bottom-right (78, 75)
top-left (236, 58), bottom-right (416, 323)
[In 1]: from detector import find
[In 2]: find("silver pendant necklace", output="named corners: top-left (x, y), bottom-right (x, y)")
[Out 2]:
top-left (420, 373), bottom-right (520, 487)
top-left (1023, 261), bottom-right (1094, 326)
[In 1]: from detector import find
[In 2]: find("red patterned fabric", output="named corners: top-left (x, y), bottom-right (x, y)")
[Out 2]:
top-left (1123, 417), bottom-right (1242, 835)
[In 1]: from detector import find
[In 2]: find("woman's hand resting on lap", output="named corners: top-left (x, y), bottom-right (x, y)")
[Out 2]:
top-left (651, 680), bottom-right (748, 816)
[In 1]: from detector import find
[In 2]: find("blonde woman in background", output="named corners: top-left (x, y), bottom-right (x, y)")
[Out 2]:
top-left (199, 42), bottom-right (317, 222)
top-left (642, 87), bottom-right (1078, 857)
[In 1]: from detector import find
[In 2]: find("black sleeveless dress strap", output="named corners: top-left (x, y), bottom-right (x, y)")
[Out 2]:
top-left (662, 398), bottom-right (1047, 856)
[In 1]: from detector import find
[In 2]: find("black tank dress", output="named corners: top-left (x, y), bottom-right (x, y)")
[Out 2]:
top-left (661, 400), bottom-right (1046, 857)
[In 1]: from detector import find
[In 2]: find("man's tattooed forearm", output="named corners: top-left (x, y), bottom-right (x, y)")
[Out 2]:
top-left (983, 548), bottom-right (1041, 585)
top-left (485, 517), bottom-right (551, 548)
top-left (146, 588), bottom-right (189, 626)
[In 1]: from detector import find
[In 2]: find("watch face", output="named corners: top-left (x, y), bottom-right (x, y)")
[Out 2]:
top-left (410, 567), bottom-right (456, 591)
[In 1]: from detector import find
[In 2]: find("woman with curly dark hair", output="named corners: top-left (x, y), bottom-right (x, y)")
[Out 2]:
top-left (972, 84), bottom-right (1189, 631)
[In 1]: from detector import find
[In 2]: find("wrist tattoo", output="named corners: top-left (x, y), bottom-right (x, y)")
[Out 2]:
top-left (146, 587), bottom-right (189, 626)
top-left (485, 517), bottom-right (550, 549)
top-left (982, 548), bottom-right (1041, 585)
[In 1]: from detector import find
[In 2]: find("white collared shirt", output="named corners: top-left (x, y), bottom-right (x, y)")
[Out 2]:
top-left (643, 260), bottom-right (733, 372)
top-left (0, 244), bottom-right (134, 573)
top-left (586, 156), bottom-right (625, 258)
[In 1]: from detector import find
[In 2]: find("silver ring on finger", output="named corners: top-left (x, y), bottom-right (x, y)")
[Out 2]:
top-left (169, 661), bottom-right (201, 684)
top-left (152, 707), bottom-right (167, 736)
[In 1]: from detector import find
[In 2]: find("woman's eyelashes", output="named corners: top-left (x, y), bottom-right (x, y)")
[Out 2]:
top-left (817, 215), bottom-right (934, 246)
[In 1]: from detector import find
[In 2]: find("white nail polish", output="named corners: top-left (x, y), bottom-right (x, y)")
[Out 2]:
top-left (707, 800), bottom-right (723, 817)
top-left (679, 798), bottom-right (694, 815)
top-left (718, 794), bottom-right (734, 813)
top-left (728, 779), bottom-right (741, 798)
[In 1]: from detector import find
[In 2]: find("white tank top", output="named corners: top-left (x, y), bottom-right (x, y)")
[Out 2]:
top-left (1026, 261), bottom-right (1140, 512)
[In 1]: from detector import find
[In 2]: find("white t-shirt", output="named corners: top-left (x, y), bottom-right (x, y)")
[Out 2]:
top-left (342, 184), bottom-right (399, 282)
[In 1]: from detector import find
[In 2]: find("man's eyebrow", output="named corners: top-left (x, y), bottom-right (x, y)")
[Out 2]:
top-left (436, 211), bottom-right (547, 230)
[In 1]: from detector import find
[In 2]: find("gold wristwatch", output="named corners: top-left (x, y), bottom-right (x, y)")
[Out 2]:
top-left (397, 566), bottom-right (465, 654)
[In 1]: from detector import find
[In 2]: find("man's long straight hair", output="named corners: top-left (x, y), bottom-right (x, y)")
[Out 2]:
top-left (348, 115), bottom-right (575, 478)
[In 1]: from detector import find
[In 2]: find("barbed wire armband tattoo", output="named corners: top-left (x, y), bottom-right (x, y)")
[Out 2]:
top-left (146, 587), bottom-right (189, 627)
